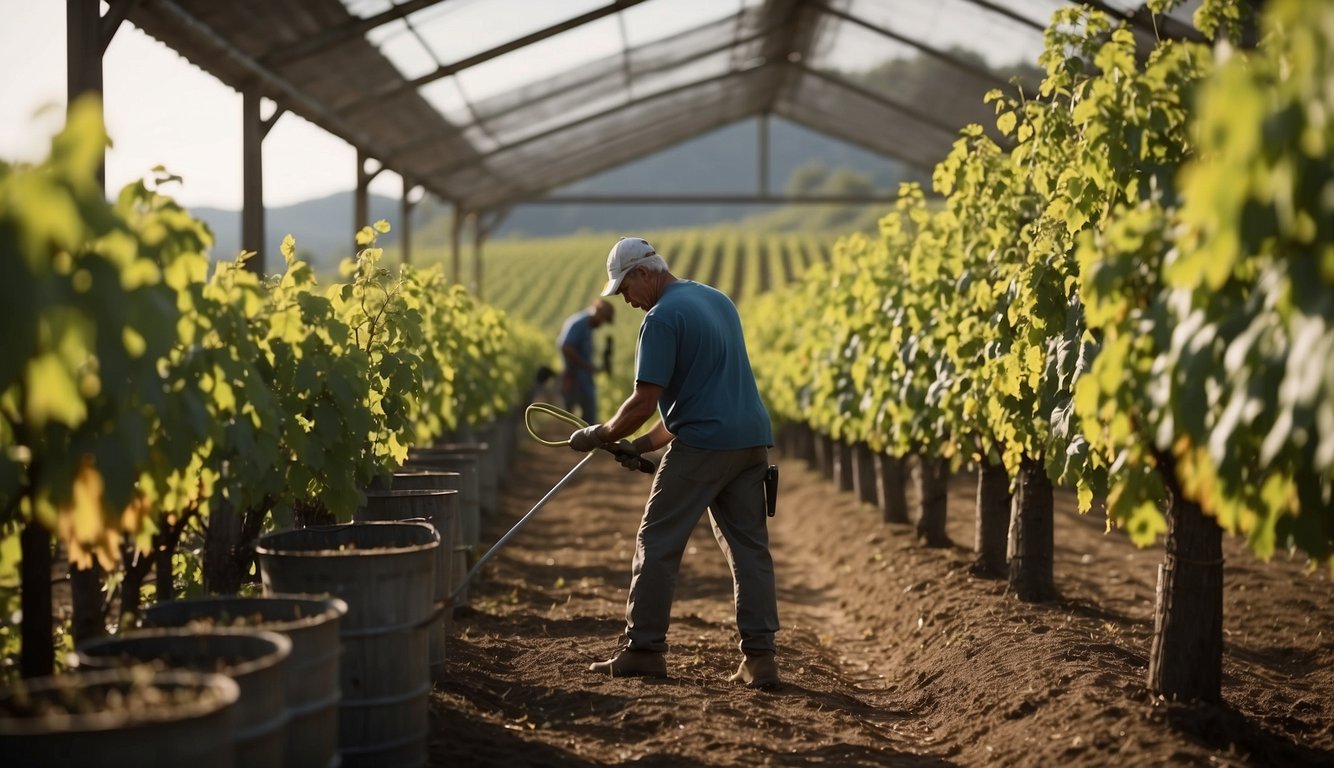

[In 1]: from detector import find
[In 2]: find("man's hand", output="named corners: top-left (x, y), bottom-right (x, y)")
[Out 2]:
top-left (568, 424), bottom-right (606, 452)
top-left (610, 439), bottom-right (641, 470)
top-left (610, 437), bottom-right (660, 473)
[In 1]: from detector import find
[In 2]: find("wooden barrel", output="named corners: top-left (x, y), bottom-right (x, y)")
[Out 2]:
top-left (357, 488), bottom-right (458, 682)
top-left (141, 595), bottom-right (346, 768)
top-left (386, 470), bottom-right (465, 610)
top-left (256, 521), bottom-right (437, 768)
top-left (76, 629), bottom-right (290, 768)
top-left (0, 668), bottom-right (238, 768)
top-left (405, 450), bottom-right (480, 608)
top-left (424, 442), bottom-right (495, 516)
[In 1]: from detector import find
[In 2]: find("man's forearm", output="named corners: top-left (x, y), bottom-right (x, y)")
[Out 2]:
top-left (598, 382), bottom-right (663, 442)
top-left (562, 345), bottom-right (595, 371)
top-left (632, 422), bottom-right (674, 452)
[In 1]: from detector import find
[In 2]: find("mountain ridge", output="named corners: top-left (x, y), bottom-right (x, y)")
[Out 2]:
top-left (188, 117), bottom-right (924, 271)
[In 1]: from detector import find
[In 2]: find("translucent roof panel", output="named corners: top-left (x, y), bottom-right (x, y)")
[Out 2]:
top-left (339, 0), bottom-right (393, 18)
top-left (971, 0), bottom-right (1071, 30)
top-left (485, 82), bottom-right (627, 150)
top-left (117, 0), bottom-right (1204, 212)
top-left (449, 11), bottom-right (766, 151)
top-left (807, 18), bottom-right (935, 77)
top-left (445, 70), bottom-right (773, 208)
top-left (418, 76), bottom-right (474, 126)
top-left (619, 0), bottom-right (762, 48)
top-left (631, 47), bottom-right (739, 97)
top-left (801, 13), bottom-right (1024, 148)
top-left (453, 16), bottom-right (624, 103)
top-left (775, 67), bottom-right (960, 170)
top-left (409, 0), bottom-right (606, 66)
top-left (842, 0), bottom-right (1050, 71)
top-left (367, 19), bottom-right (439, 80)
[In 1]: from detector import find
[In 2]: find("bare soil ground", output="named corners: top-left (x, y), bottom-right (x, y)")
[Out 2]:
top-left (429, 436), bottom-right (1334, 767)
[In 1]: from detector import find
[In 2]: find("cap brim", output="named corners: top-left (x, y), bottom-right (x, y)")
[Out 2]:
top-left (601, 275), bottom-right (624, 297)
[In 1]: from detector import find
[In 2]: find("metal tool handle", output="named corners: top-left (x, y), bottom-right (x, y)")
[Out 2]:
top-left (603, 442), bottom-right (657, 474)
top-left (448, 451), bottom-right (597, 605)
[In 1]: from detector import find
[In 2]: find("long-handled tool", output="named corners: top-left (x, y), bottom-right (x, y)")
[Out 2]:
top-left (446, 403), bottom-right (654, 605)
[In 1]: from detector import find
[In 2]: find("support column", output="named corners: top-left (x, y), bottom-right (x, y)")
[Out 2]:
top-left (66, 0), bottom-right (110, 657)
top-left (67, 0), bottom-right (104, 188)
top-left (471, 213), bottom-right (483, 298)
top-left (471, 207), bottom-right (510, 300)
top-left (354, 150), bottom-right (384, 254)
top-left (355, 149), bottom-right (369, 242)
top-left (451, 205), bottom-right (464, 284)
top-left (401, 180), bottom-right (418, 265)
top-left (242, 88), bottom-right (265, 275)
top-left (757, 113), bottom-right (769, 196)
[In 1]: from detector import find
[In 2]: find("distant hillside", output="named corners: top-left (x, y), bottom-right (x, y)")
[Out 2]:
top-left (187, 117), bottom-right (923, 269)
top-left (189, 191), bottom-right (440, 273)
top-left (496, 118), bottom-right (924, 237)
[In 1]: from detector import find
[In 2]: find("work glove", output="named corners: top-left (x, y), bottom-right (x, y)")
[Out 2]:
top-left (610, 439), bottom-right (642, 470)
top-left (568, 424), bottom-right (606, 452)
top-left (612, 437), bottom-right (659, 473)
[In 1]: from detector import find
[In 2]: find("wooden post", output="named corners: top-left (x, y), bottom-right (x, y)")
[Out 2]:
top-left (853, 442), bottom-right (878, 505)
top-left (203, 494), bottom-right (242, 595)
top-left (834, 440), bottom-right (856, 493)
top-left (470, 207), bottom-right (509, 300)
top-left (242, 87), bottom-right (265, 275)
top-left (1008, 455), bottom-right (1056, 601)
top-left (914, 456), bottom-right (950, 547)
top-left (877, 452), bottom-right (909, 524)
top-left (154, 532), bottom-right (174, 603)
top-left (799, 423), bottom-right (817, 466)
top-left (1149, 453), bottom-right (1224, 702)
top-left (401, 181), bottom-right (417, 265)
top-left (67, 0), bottom-right (104, 187)
top-left (451, 205), bottom-right (464, 284)
top-left (354, 150), bottom-right (385, 254)
top-left (66, 0), bottom-right (109, 653)
top-left (472, 214), bottom-right (483, 298)
top-left (757, 113), bottom-right (769, 196)
top-left (973, 460), bottom-right (1011, 578)
top-left (20, 524), bottom-right (53, 678)
top-left (355, 150), bottom-right (369, 244)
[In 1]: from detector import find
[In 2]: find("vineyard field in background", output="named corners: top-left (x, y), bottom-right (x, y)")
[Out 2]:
top-left (409, 229), bottom-right (833, 420)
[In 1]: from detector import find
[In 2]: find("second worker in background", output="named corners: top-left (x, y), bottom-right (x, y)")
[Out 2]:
top-left (557, 297), bottom-right (615, 423)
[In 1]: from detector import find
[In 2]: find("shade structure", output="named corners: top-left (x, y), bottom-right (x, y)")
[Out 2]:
top-left (107, 0), bottom-right (1203, 212)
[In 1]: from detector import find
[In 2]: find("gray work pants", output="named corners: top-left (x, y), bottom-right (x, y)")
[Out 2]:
top-left (623, 442), bottom-right (779, 655)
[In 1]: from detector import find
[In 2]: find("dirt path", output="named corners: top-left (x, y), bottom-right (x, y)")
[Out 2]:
top-left (429, 436), bottom-right (1334, 767)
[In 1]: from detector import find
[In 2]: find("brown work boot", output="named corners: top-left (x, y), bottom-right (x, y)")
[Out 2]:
top-left (728, 651), bottom-right (780, 688)
top-left (588, 649), bottom-right (667, 678)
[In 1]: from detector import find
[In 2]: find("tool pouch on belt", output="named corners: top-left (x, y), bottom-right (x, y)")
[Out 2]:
top-left (764, 464), bottom-right (779, 517)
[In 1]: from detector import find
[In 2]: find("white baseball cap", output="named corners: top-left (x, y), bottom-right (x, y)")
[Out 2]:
top-left (601, 237), bottom-right (657, 296)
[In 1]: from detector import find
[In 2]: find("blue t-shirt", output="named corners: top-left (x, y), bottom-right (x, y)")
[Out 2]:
top-left (557, 309), bottom-right (595, 391)
top-left (635, 281), bottom-right (773, 450)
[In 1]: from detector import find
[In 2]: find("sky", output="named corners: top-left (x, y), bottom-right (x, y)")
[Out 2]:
top-left (0, 0), bottom-right (408, 209)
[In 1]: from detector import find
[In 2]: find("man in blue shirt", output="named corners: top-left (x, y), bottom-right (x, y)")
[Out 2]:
top-left (556, 298), bottom-right (614, 422)
top-left (568, 236), bottom-right (780, 688)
